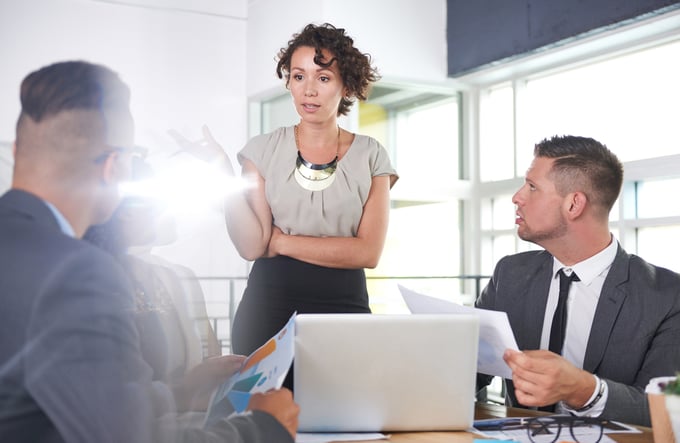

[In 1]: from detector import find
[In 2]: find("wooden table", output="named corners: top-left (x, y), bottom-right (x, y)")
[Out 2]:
top-left (329, 402), bottom-right (654, 442)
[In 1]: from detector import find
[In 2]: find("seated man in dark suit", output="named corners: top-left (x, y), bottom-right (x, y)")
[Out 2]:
top-left (0, 60), bottom-right (298, 442)
top-left (476, 135), bottom-right (680, 426)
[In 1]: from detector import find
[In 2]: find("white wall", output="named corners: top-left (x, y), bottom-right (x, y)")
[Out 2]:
top-left (247, 0), bottom-right (448, 97)
top-left (0, 0), bottom-right (249, 149)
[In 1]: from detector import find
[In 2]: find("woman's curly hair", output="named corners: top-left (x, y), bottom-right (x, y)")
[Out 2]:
top-left (276, 23), bottom-right (380, 116)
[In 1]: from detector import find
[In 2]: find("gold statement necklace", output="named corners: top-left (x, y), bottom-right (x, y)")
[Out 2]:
top-left (293, 124), bottom-right (340, 191)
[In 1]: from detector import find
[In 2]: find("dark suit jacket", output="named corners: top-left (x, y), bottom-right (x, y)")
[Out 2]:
top-left (476, 245), bottom-right (680, 426)
top-left (0, 190), bottom-right (292, 443)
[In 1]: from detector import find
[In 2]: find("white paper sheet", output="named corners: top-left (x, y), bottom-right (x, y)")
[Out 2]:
top-left (398, 285), bottom-right (518, 379)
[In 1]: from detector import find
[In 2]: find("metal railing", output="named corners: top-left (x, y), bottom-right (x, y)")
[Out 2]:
top-left (189, 274), bottom-right (491, 355)
top-left (191, 273), bottom-right (504, 405)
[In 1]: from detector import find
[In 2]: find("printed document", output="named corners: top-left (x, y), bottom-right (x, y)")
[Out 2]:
top-left (399, 285), bottom-right (518, 379)
top-left (204, 312), bottom-right (296, 427)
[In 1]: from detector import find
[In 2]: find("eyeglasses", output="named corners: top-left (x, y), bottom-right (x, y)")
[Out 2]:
top-left (93, 145), bottom-right (148, 164)
top-left (526, 416), bottom-right (605, 443)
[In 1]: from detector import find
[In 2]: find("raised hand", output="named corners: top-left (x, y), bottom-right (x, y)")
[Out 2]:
top-left (168, 125), bottom-right (236, 176)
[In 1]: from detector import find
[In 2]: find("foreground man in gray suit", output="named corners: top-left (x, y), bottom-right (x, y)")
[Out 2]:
top-left (0, 61), bottom-right (298, 442)
top-left (477, 135), bottom-right (680, 426)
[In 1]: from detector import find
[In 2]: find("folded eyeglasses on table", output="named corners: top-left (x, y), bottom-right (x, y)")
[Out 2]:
top-left (474, 414), bottom-right (616, 443)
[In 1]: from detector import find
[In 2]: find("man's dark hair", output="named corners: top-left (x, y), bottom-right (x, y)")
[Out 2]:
top-left (18, 60), bottom-right (130, 125)
top-left (535, 135), bottom-right (624, 215)
top-left (276, 23), bottom-right (379, 116)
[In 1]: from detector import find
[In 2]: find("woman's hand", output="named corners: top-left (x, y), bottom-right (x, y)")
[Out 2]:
top-left (265, 225), bottom-right (284, 258)
top-left (168, 125), bottom-right (236, 176)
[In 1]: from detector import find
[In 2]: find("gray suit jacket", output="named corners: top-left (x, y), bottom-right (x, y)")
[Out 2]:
top-left (0, 190), bottom-right (292, 443)
top-left (476, 245), bottom-right (680, 426)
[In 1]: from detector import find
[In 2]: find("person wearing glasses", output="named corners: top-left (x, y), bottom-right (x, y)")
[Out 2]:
top-left (476, 135), bottom-right (680, 426)
top-left (0, 61), bottom-right (298, 442)
top-left (83, 158), bottom-right (237, 414)
top-left (171, 23), bottom-right (398, 389)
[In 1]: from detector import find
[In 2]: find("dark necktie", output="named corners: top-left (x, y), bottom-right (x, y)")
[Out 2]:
top-left (538, 269), bottom-right (580, 413)
top-left (548, 268), bottom-right (580, 355)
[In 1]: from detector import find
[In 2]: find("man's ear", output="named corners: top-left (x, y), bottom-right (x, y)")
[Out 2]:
top-left (100, 152), bottom-right (119, 185)
top-left (565, 191), bottom-right (587, 220)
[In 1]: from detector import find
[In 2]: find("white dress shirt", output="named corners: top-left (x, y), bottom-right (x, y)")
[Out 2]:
top-left (540, 235), bottom-right (618, 416)
top-left (44, 200), bottom-right (76, 237)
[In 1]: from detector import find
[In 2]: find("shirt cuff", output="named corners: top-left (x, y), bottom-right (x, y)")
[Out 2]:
top-left (561, 374), bottom-right (609, 417)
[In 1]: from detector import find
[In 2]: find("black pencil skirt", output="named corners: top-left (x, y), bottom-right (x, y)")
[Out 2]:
top-left (230, 255), bottom-right (371, 390)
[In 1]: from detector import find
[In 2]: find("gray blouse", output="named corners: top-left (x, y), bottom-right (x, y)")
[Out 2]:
top-left (238, 126), bottom-right (397, 238)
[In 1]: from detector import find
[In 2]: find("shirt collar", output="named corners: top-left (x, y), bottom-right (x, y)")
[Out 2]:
top-left (43, 200), bottom-right (76, 237)
top-left (552, 234), bottom-right (618, 285)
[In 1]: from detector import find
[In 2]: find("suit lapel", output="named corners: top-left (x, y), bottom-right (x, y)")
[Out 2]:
top-left (583, 245), bottom-right (630, 372)
top-left (515, 254), bottom-right (553, 350)
top-left (506, 253), bottom-right (552, 409)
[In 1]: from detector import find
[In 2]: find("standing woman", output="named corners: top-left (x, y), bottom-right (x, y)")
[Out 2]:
top-left (174, 23), bottom-right (397, 384)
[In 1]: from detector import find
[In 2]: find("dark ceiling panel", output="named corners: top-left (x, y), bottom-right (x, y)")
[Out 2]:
top-left (447, 0), bottom-right (680, 76)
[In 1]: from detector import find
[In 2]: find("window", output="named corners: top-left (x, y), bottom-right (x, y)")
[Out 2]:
top-left (624, 177), bottom-right (680, 271)
top-left (393, 99), bottom-right (460, 195)
top-left (359, 86), bottom-right (466, 310)
top-left (524, 40), bottom-right (680, 162)
top-left (637, 226), bottom-right (680, 271)
top-left (480, 86), bottom-right (514, 181)
top-left (476, 34), bottom-right (680, 275)
top-left (480, 194), bottom-right (520, 274)
top-left (636, 178), bottom-right (680, 219)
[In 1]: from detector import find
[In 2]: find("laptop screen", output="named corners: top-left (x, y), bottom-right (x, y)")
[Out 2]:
top-left (294, 313), bottom-right (479, 432)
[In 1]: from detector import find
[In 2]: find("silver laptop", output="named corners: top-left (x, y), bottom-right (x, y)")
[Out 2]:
top-left (294, 313), bottom-right (479, 432)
